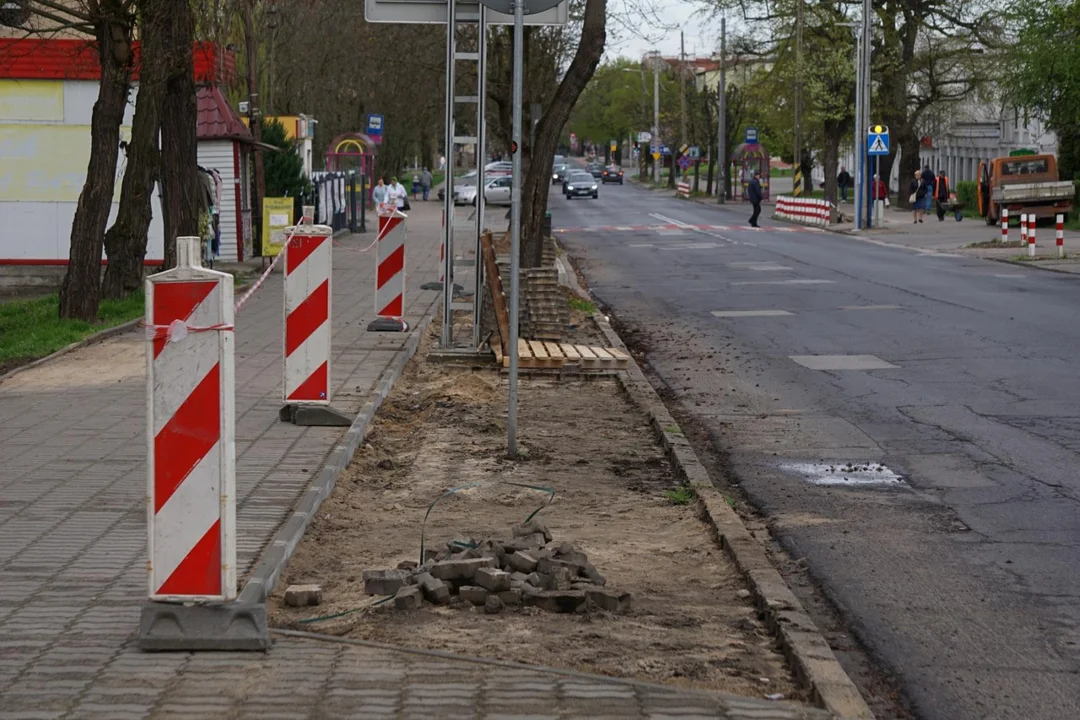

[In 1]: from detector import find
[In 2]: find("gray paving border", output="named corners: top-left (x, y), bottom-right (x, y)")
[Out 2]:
top-left (591, 312), bottom-right (874, 720)
top-left (237, 303), bottom-right (438, 605)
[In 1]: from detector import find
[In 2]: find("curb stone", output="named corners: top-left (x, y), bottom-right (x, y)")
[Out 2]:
top-left (591, 312), bottom-right (874, 720)
top-left (987, 256), bottom-right (1080, 276)
top-left (0, 278), bottom-right (255, 388)
top-left (237, 298), bottom-right (439, 605)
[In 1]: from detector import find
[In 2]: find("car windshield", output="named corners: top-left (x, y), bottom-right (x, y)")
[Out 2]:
top-left (569, 173), bottom-right (594, 183)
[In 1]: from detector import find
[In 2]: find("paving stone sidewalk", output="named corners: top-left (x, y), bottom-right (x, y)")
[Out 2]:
top-left (0, 200), bottom-right (833, 719)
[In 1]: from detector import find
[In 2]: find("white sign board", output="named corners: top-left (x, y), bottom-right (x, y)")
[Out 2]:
top-left (366, 0), bottom-right (568, 24)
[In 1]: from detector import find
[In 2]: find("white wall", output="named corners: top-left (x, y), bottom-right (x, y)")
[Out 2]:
top-left (0, 79), bottom-right (164, 263)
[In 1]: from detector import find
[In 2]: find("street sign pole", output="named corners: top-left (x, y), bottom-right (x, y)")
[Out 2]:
top-left (717, 16), bottom-right (726, 204)
top-left (507, 0), bottom-right (524, 458)
top-left (652, 52), bottom-right (661, 186)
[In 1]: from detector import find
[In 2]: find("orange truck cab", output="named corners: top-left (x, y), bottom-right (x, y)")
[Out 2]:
top-left (977, 154), bottom-right (1074, 225)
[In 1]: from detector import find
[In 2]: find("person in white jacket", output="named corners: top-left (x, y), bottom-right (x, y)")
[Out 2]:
top-left (387, 177), bottom-right (408, 210)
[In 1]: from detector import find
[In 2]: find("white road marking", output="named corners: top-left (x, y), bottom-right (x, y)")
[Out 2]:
top-left (992, 273), bottom-right (1027, 278)
top-left (711, 310), bottom-right (794, 317)
top-left (839, 304), bottom-right (902, 311)
top-left (651, 211), bottom-right (738, 245)
top-left (780, 462), bottom-right (905, 487)
top-left (747, 265), bottom-right (793, 271)
top-left (789, 354), bottom-right (898, 370)
top-left (732, 279), bottom-right (836, 286)
top-left (649, 212), bottom-right (690, 227)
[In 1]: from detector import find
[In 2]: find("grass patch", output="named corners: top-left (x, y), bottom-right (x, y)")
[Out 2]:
top-left (567, 296), bottom-right (596, 314)
top-left (0, 292), bottom-right (144, 365)
top-left (663, 424), bottom-right (682, 434)
top-left (663, 487), bottom-right (696, 506)
top-left (966, 239), bottom-right (1025, 249)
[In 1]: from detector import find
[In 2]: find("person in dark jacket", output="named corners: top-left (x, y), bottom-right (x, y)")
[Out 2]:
top-left (747, 171), bottom-right (763, 227)
top-left (909, 171), bottom-right (924, 223)
top-left (837, 166), bottom-right (852, 202)
top-left (934, 170), bottom-right (951, 221)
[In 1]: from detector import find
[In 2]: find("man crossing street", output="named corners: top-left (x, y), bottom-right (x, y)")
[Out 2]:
top-left (747, 170), bottom-right (763, 228)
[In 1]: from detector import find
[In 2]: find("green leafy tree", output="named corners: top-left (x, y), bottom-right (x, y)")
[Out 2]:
top-left (1005, 0), bottom-right (1080, 180)
top-left (261, 118), bottom-right (310, 198)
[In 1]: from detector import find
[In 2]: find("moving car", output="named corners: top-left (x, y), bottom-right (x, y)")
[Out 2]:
top-left (601, 166), bottom-right (624, 184)
top-left (977, 153), bottom-right (1074, 224)
top-left (586, 162), bottom-right (604, 179)
top-left (564, 171), bottom-right (598, 200)
top-left (552, 163), bottom-right (570, 185)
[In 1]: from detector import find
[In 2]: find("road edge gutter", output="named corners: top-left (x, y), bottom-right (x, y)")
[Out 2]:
top-left (237, 297), bottom-right (438, 605)
top-left (592, 312), bottom-right (874, 720)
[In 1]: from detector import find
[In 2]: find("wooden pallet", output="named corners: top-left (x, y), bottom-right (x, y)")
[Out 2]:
top-left (491, 339), bottom-right (630, 370)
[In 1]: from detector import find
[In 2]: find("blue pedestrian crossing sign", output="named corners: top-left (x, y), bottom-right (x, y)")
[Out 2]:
top-left (867, 125), bottom-right (889, 155)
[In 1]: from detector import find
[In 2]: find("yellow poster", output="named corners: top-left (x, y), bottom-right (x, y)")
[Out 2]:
top-left (262, 197), bottom-right (294, 256)
top-left (0, 124), bottom-right (131, 202)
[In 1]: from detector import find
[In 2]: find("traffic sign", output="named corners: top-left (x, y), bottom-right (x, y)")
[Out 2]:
top-left (637, 131), bottom-right (652, 142)
top-left (868, 124), bottom-right (890, 155)
top-left (679, 143), bottom-right (689, 155)
top-left (688, 145), bottom-right (700, 159)
top-left (366, 114), bottom-right (384, 143)
top-left (745, 127), bottom-right (758, 144)
top-left (652, 151), bottom-right (661, 161)
top-left (677, 155), bottom-right (692, 171)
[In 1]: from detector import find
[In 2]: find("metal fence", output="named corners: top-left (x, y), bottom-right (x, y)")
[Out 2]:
top-left (305, 171), bottom-right (367, 234)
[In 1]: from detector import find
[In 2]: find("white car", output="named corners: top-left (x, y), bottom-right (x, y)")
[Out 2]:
top-left (484, 176), bottom-right (513, 206)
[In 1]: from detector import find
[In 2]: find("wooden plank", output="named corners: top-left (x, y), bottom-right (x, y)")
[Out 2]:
top-left (543, 342), bottom-right (564, 360)
top-left (590, 347), bottom-right (615, 360)
top-left (559, 344), bottom-right (581, 361)
top-left (481, 232), bottom-right (510, 355)
top-left (606, 347), bottom-right (630, 361)
top-left (575, 345), bottom-right (598, 359)
top-left (528, 340), bottom-right (549, 360)
top-left (518, 339), bottom-right (533, 359)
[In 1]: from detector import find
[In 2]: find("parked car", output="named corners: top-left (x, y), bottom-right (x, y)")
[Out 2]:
top-left (484, 176), bottom-right (513, 205)
top-left (552, 163), bottom-right (570, 185)
top-left (564, 171), bottom-right (598, 200)
top-left (601, 166), bottom-right (624, 184)
top-left (485, 161), bottom-right (513, 176)
top-left (586, 162), bottom-right (604, 179)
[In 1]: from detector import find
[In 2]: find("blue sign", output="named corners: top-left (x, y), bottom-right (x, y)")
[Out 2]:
top-left (650, 145), bottom-right (671, 155)
top-left (867, 125), bottom-right (889, 156)
top-left (366, 114), bottom-right (385, 137)
top-left (677, 155), bottom-right (693, 170)
top-left (745, 127), bottom-right (758, 144)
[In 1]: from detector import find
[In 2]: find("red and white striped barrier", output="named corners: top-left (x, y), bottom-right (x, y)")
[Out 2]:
top-left (283, 220), bottom-right (334, 405)
top-left (1028, 217), bottom-right (1036, 257)
top-left (774, 195), bottom-right (831, 227)
top-left (145, 237), bottom-right (236, 602)
top-left (676, 180), bottom-right (691, 199)
top-left (1057, 214), bottom-right (1065, 258)
top-left (369, 206), bottom-right (408, 332)
top-left (1021, 214), bottom-right (1028, 247)
top-left (1001, 208), bottom-right (1009, 244)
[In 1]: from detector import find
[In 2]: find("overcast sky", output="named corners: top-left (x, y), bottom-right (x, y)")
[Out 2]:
top-left (604, 0), bottom-right (729, 61)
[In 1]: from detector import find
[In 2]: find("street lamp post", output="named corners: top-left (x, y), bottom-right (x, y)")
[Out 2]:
top-left (652, 52), bottom-right (661, 186)
top-left (716, 17), bottom-right (726, 204)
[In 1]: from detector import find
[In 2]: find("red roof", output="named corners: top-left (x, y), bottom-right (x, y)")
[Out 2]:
top-left (197, 85), bottom-right (251, 141)
top-left (0, 39), bottom-right (235, 82)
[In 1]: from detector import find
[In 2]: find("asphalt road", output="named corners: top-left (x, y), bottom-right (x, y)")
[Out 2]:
top-left (554, 178), bottom-right (1080, 720)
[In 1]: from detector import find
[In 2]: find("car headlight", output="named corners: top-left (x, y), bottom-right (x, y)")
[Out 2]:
top-left (591, 185), bottom-right (597, 190)
top-left (553, 173), bottom-right (558, 179)
top-left (567, 185), bottom-right (574, 191)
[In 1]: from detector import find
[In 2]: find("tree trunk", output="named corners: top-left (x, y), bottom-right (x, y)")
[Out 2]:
top-left (520, 0), bottom-right (606, 269)
top-left (799, 149), bottom-right (813, 196)
top-left (705, 141), bottom-right (714, 195)
top-left (159, 0), bottom-right (199, 268)
top-left (103, 0), bottom-right (166, 299)
top-left (897, 128), bottom-right (921, 211)
top-left (59, 12), bottom-right (134, 320)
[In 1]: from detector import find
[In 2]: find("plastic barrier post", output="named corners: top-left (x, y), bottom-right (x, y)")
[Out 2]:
top-left (1057, 214), bottom-right (1064, 258)
top-left (1028, 218), bottom-right (1036, 257)
top-left (1021, 214), bottom-right (1028, 246)
top-left (1001, 208), bottom-right (1009, 244)
top-left (368, 204), bottom-right (409, 332)
top-left (139, 237), bottom-right (269, 651)
top-left (280, 214), bottom-right (350, 427)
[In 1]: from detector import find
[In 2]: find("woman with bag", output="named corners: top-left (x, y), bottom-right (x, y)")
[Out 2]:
top-left (909, 171), bottom-right (924, 223)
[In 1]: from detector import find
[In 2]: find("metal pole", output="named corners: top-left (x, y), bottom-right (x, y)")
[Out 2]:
top-left (793, 0), bottom-right (803, 195)
top-left (640, 64), bottom-right (647, 178)
top-left (653, 54), bottom-right (660, 186)
top-left (853, 26), bottom-right (864, 229)
top-left (507, 0), bottom-right (524, 458)
top-left (717, 17), bottom-right (726, 204)
top-left (874, 156), bottom-right (879, 227)
top-left (863, 0), bottom-right (873, 230)
top-left (471, 6), bottom-right (488, 351)
top-left (680, 30), bottom-right (687, 153)
top-left (441, 0), bottom-right (457, 347)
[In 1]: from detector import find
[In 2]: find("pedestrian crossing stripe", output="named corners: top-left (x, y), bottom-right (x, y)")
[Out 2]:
top-left (868, 135), bottom-right (888, 154)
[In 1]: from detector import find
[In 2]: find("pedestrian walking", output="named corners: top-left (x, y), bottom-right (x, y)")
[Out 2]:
top-left (411, 172), bottom-right (421, 200)
top-left (388, 176), bottom-right (409, 211)
top-left (421, 168), bottom-right (433, 201)
top-left (934, 170), bottom-right (951, 222)
top-left (747, 170), bottom-right (763, 228)
top-left (373, 177), bottom-right (389, 207)
top-left (837, 166), bottom-right (852, 203)
top-left (909, 171), bottom-right (925, 223)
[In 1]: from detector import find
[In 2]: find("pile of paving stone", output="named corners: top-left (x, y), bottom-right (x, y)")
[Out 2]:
top-left (362, 521), bottom-right (631, 615)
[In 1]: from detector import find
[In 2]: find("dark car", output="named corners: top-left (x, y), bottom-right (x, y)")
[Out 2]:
top-left (601, 166), bottom-right (624, 184)
top-left (552, 163), bottom-right (570, 185)
top-left (586, 163), bottom-right (604, 179)
top-left (565, 171), bottom-right (598, 200)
